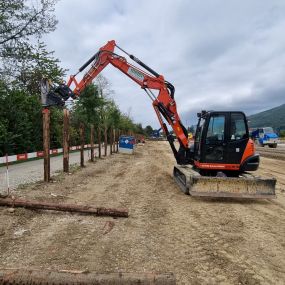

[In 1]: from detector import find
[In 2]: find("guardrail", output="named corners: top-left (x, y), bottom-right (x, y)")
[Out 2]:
top-left (0, 144), bottom-right (92, 165)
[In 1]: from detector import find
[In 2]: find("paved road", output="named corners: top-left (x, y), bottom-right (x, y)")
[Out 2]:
top-left (0, 147), bottom-right (109, 193)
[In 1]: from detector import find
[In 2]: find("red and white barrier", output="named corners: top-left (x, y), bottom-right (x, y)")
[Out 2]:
top-left (0, 144), bottom-right (92, 165)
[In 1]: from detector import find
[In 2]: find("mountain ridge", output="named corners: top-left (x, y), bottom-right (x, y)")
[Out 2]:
top-left (248, 103), bottom-right (285, 129)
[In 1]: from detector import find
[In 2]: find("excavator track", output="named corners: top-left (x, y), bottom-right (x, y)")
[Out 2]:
top-left (173, 165), bottom-right (276, 199)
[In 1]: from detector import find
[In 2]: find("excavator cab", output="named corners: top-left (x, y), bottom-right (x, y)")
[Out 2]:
top-left (192, 111), bottom-right (259, 174)
top-left (174, 110), bottom-right (276, 198)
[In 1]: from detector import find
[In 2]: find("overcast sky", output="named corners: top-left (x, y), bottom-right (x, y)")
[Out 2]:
top-left (44, 0), bottom-right (285, 128)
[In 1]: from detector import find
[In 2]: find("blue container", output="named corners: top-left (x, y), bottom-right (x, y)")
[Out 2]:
top-left (119, 136), bottom-right (135, 154)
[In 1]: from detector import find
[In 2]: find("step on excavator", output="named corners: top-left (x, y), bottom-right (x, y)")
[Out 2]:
top-left (45, 40), bottom-right (276, 199)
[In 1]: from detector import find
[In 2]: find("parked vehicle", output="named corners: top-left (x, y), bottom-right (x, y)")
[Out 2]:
top-left (251, 127), bottom-right (279, 148)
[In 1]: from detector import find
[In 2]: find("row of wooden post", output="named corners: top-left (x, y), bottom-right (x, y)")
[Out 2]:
top-left (43, 108), bottom-right (120, 182)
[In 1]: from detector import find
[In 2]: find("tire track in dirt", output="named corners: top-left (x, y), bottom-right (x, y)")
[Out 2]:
top-left (256, 146), bottom-right (285, 161)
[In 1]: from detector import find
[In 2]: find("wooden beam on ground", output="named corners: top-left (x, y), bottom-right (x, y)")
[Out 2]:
top-left (42, 108), bottom-right (50, 182)
top-left (0, 198), bottom-right (128, 218)
top-left (0, 269), bottom-right (175, 285)
top-left (80, 123), bottom-right (85, 167)
top-left (63, 109), bottom-right (70, 172)
top-left (90, 124), bottom-right (95, 162)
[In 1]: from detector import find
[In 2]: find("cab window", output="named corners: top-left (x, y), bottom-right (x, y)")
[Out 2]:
top-left (206, 115), bottom-right (225, 143)
top-left (230, 113), bottom-right (247, 140)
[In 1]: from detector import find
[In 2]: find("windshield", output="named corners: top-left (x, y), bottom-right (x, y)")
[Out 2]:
top-left (263, 127), bottom-right (274, 134)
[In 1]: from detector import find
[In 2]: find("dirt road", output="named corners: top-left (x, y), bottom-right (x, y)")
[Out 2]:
top-left (0, 141), bottom-right (284, 284)
top-left (256, 145), bottom-right (285, 161)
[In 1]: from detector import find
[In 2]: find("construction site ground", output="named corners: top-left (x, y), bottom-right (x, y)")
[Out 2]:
top-left (0, 141), bottom-right (285, 284)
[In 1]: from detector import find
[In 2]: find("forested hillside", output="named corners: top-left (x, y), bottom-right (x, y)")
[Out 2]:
top-left (248, 104), bottom-right (285, 130)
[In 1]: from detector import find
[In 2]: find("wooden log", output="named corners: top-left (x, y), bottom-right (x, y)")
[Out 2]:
top-left (42, 108), bottom-right (50, 182)
top-left (90, 124), bottom-right (95, 162)
top-left (104, 125), bottom-right (107, 156)
top-left (63, 109), bottom-right (70, 172)
top-left (0, 197), bottom-right (128, 218)
top-left (0, 269), bottom-right (175, 285)
top-left (80, 123), bottom-right (85, 167)
top-left (98, 126), bottom-right (102, 158)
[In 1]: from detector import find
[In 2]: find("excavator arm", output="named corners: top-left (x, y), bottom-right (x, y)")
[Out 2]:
top-left (49, 40), bottom-right (190, 164)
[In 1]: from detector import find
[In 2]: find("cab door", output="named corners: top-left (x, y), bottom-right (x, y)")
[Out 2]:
top-left (202, 114), bottom-right (227, 163)
top-left (226, 112), bottom-right (249, 164)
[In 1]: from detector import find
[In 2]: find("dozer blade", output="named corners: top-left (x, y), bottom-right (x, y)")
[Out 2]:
top-left (173, 165), bottom-right (276, 199)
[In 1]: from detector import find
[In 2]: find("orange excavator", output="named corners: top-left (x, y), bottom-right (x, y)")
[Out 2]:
top-left (46, 40), bottom-right (276, 198)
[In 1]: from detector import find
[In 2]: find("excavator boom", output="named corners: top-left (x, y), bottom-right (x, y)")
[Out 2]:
top-left (62, 40), bottom-right (190, 164)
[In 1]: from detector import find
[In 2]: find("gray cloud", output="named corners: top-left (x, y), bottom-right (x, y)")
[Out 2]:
top-left (44, 0), bottom-right (285, 129)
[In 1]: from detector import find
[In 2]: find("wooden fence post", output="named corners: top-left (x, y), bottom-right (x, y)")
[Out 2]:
top-left (90, 124), bottom-right (95, 162)
top-left (109, 127), bottom-right (113, 155)
top-left (116, 129), bottom-right (119, 153)
top-left (113, 129), bottom-right (116, 153)
top-left (42, 108), bottom-right (50, 182)
top-left (80, 123), bottom-right (85, 167)
top-left (98, 126), bottom-right (101, 158)
top-left (63, 109), bottom-right (69, 172)
top-left (104, 125), bottom-right (107, 156)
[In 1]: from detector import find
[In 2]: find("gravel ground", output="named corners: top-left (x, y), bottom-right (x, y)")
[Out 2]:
top-left (0, 141), bottom-right (284, 284)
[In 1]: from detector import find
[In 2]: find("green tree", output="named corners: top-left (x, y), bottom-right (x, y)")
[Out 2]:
top-left (15, 41), bottom-right (66, 94)
top-left (134, 123), bottom-right (144, 135)
top-left (72, 84), bottom-right (102, 125)
top-left (0, 82), bottom-right (42, 155)
top-left (0, 0), bottom-right (58, 81)
top-left (144, 125), bottom-right (153, 136)
top-left (118, 113), bottom-right (136, 134)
